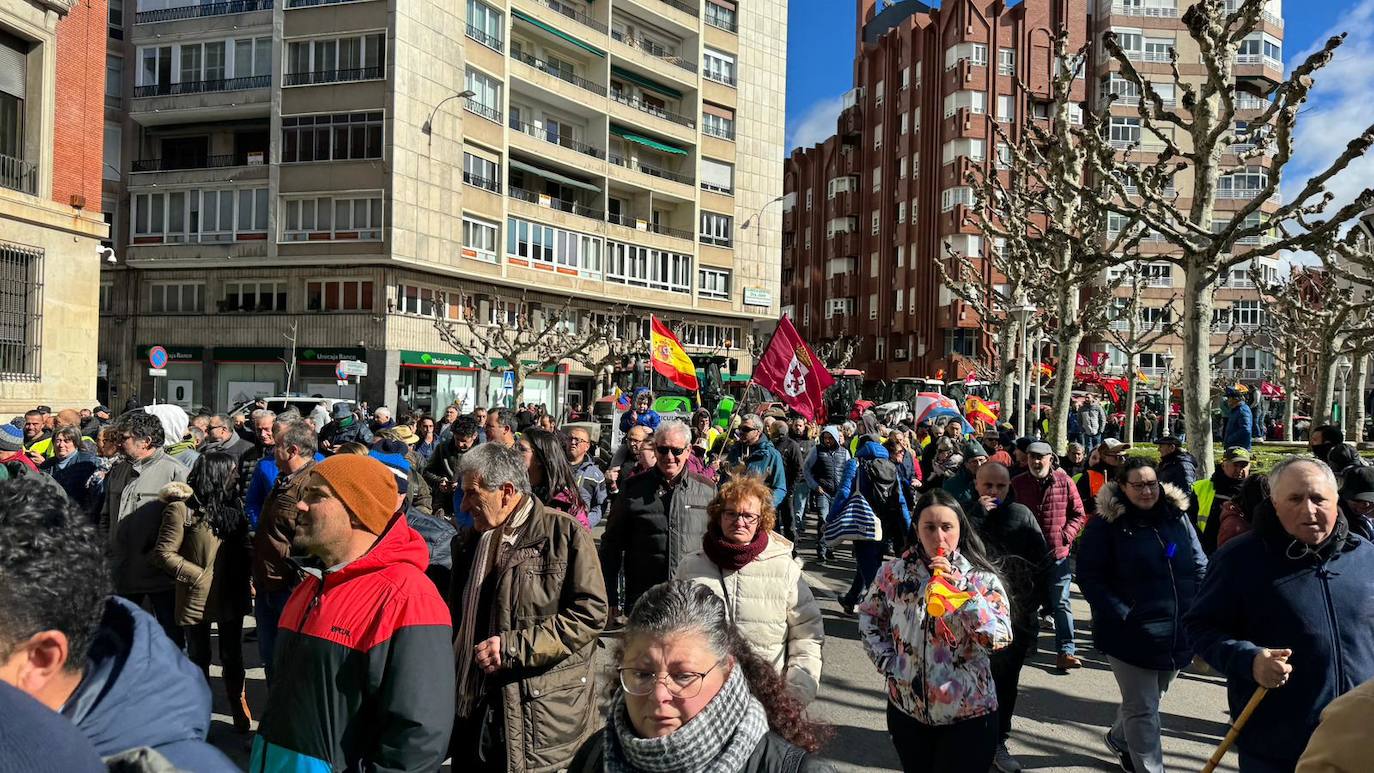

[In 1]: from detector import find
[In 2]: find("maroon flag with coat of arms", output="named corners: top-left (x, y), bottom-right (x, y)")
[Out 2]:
top-left (752, 316), bottom-right (835, 422)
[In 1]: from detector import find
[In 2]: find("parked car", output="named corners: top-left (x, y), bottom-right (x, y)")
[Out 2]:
top-left (228, 395), bottom-right (356, 421)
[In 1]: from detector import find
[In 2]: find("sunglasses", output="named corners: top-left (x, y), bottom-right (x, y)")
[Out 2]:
top-left (656, 445), bottom-right (688, 457)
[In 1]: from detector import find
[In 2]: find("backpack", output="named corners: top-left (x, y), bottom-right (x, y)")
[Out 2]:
top-left (860, 457), bottom-right (906, 553)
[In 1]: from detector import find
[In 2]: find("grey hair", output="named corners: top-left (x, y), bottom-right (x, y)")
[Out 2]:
top-left (622, 580), bottom-right (732, 662)
top-left (455, 442), bottom-right (531, 494)
top-left (1067, 442), bottom-right (1085, 454)
top-left (740, 413), bottom-right (763, 430)
top-left (211, 413), bottom-right (231, 427)
top-left (1269, 455), bottom-right (1337, 494)
top-left (841, 420), bottom-right (857, 435)
top-left (276, 421), bottom-right (318, 458)
top-left (374, 407), bottom-right (392, 420)
top-left (277, 409), bottom-right (302, 423)
top-left (185, 426), bottom-right (205, 445)
top-left (250, 409), bottom-right (276, 424)
top-left (653, 420), bottom-right (691, 446)
top-left (53, 425), bottom-right (83, 446)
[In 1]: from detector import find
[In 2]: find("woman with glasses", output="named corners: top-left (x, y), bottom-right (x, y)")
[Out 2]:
top-left (517, 427), bottom-right (590, 528)
top-left (569, 580), bottom-right (831, 772)
top-left (857, 490), bottom-right (1011, 773)
top-left (675, 476), bottom-right (824, 704)
top-left (1077, 458), bottom-right (1207, 773)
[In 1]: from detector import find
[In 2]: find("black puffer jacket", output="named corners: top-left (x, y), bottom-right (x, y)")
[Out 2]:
top-left (968, 498), bottom-right (1050, 633)
top-left (1157, 449), bottom-right (1200, 492)
top-left (568, 729), bottom-right (834, 773)
top-left (599, 467), bottom-right (714, 610)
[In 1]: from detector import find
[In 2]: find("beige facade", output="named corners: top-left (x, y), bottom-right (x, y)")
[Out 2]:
top-left (100, 0), bottom-right (786, 413)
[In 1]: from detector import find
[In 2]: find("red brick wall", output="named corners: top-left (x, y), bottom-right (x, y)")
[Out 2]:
top-left (52, 0), bottom-right (107, 212)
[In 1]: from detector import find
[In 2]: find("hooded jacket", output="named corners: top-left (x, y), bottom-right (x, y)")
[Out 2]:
top-left (1078, 482), bottom-right (1208, 671)
top-left (251, 514), bottom-right (455, 773)
top-left (725, 436), bottom-right (788, 508)
top-left (803, 426), bottom-right (849, 495)
top-left (1156, 449), bottom-right (1200, 492)
top-left (101, 449), bottom-right (190, 595)
top-left (829, 441), bottom-right (910, 538)
top-left (1223, 400), bottom-right (1254, 450)
top-left (1185, 511), bottom-right (1374, 771)
top-left (152, 482), bottom-right (252, 626)
top-left (62, 597), bottom-right (238, 771)
top-left (618, 389), bottom-right (662, 433)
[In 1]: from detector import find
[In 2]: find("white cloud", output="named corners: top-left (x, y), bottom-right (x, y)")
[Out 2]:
top-left (786, 94), bottom-right (845, 154)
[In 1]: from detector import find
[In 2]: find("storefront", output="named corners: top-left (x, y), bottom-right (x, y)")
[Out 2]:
top-left (399, 350), bottom-right (481, 415)
top-left (213, 347), bottom-right (365, 409)
top-left (136, 345), bottom-right (204, 410)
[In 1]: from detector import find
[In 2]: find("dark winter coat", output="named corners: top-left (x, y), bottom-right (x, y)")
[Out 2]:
top-left (600, 467), bottom-right (715, 610)
top-left (318, 415), bottom-right (373, 450)
top-left (1010, 468), bottom-right (1087, 560)
top-left (968, 498), bottom-right (1050, 633)
top-left (1185, 512), bottom-right (1374, 771)
top-left (62, 597), bottom-right (238, 771)
top-left (725, 436), bottom-right (789, 508)
top-left (423, 436), bottom-right (469, 513)
top-left (152, 482), bottom-right (252, 626)
top-left (42, 450), bottom-right (98, 515)
top-left (568, 729), bottom-right (834, 773)
top-left (773, 433), bottom-right (806, 487)
top-left (1156, 449), bottom-right (1200, 492)
top-left (1079, 482), bottom-right (1208, 671)
top-left (802, 426), bottom-right (849, 495)
top-left (829, 441), bottom-right (910, 546)
top-left (252, 459), bottom-right (314, 594)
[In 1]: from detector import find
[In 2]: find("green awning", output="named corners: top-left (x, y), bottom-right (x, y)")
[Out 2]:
top-left (609, 125), bottom-right (688, 155)
top-left (509, 158), bottom-right (602, 193)
top-left (511, 9), bottom-right (605, 57)
top-left (611, 65), bottom-right (683, 100)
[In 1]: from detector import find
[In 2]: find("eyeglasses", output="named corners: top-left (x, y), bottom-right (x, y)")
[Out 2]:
top-left (567, 437), bottom-right (588, 446)
top-left (1125, 480), bottom-right (1158, 491)
top-left (618, 659), bottom-right (726, 698)
top-left (722, 510), bottom-right (760, 525)
top-left (656, 445), bottom-right (688, 457)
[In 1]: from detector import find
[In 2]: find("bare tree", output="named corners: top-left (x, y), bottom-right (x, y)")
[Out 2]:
top-left (433, 292), bottom-right (607, 406)
top-left (1251, 276), bottom-right (1315, 440)
top-left (563, 307), bottom-right (642, 398)
top-left (815, 335), bottom-right (861, 369)
top-left (1101, 265), bottom-right (1179, 444)
top-left (279, 321), bottom-right (299, 394)
top-left (1062, 0), bottom-right (1374, 466)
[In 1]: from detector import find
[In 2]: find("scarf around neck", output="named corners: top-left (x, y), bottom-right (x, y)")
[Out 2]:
top-left (605, 662), bottom-right (769, 773)
top-left (702, 527), bottom-right (769, 572)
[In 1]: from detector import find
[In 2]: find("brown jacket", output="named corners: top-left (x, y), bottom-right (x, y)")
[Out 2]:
top-left (151, 482), bottom-right (252, 626)
top-left (1297, 676), bottom-right (1374, 772)
top-left (448, 497), bottom-right (608, 773)
top-left (252, 458), bottom-right (315, 593)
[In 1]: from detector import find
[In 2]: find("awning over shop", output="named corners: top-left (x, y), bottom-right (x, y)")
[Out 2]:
top-left (609, 125), bottom-right (688, 155)
top-left (511, 9), bottom-right (606, 57)
top-left (509, 158), bottom-right (602, 193)
top-left (611, 65), bottom-right (683, 100)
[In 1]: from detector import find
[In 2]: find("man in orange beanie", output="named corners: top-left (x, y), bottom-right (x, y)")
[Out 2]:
top-left (251, 454), bottom-right (454, 772)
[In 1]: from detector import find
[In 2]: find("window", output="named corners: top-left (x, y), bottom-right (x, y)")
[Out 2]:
top-left (1219, 166), bottom-right (1268, 196)
top-left (462, 153), bottom-right (499, 191)
top-left (700, 212), bottom-right (733, 247)
top-left (464, 69), bottom-right (502, 122)
top-left (678, 322), bottom-right (740, 349)
top-left (462, 216), bottom-right (499, 263)
top-left (222, 280), bottom-right (286, 312)
top-left (996, 142), bottom-right (1011, 169)
top-left (945, 234), bottom-right (982, 257)
top-left (306, 279), bottom-right (375, 312)
top-left (941, 186), bottom-right (975, 212)
top-left (899, 156), bottom-right (907, 179)
top-left (702, 105), bottom-right (735, 140)
top-left (868, 292), bottom-right (879, 319)
top-left (873, 123), bottom-right (883, 150)
top-left (99, 282), bottom-right (113, 313)
top-left (874, 79), bottom-right (885, 105)
top-left (894, 288), bottom-right (904, 312)
top-left (897, 201), bottom-right (906, 223)
top-left (607, 242), bottom-right (692, 293)
top-left (825, 298), bottom-right (853, 318)
top-left (0, 244), bottom-right (41, 376)
top-left (871, 211), bottom-right (880, 235)
top-left (996, 94), bottom-right (1014, 122)
top-left (132, 188), bottom-right (268, 243)
top-left (1140, 262), bottom-right (1172, 286)
top-left (281, 111), bottom-right (383, 163)
top-left (1107, 117), bottom-right (1141, 145)
top-left (700, 158), bottom-right (734, 194)
top-left (899, 113), bottom-right (908, 135)
top-left (466, 0), bottom-right (504, 50)
top-left (507, 217), bottom-right (603, 275)
top-left (108, 0), bottom-right (123, 36)
top-left (872, 167), bottom-right (881, 192)
top-left (285, 33), bottom-right (386, 85)
top-left (699, 267), bottom-right (731, 300)
top-left (870, 251), bottom-right (879, 277)
top-left (486, 299), bottom-right (525, 327)
top-left (705, 1), bottom-right (737, 31)
top-left (396, 283), bottom-right (446, 317)
top-left (828, 175), bottom-right (857, 198)
top-left (148, 282), bottom-right (205, 313)
top-left (103, 124), bottom-right (121, 180)
top-left (896, 245), bottom-right (905, 267)
top-left (1140, 306), bottom-right (1172, 325)
top-left (998, 47), bottom-right (1015, 75)
top-left (943, 90), bottom-right (986, 117)
top-left (282, 194), bottom-right (384, 241)
top-left (805, 189), bottom-right (813, 210)
top-left (703, 49), bottom-right (736, 86)
top-left (942, 139), bottom-right (985, 165)
top-left (1238, 34), bottom-right (1281, 64)
top-left (944, 42), bottom-right (987, 70)
top-left (804, 227), bottom-right (812, 249)
top-left (106, 55), bottom-right (123, 100)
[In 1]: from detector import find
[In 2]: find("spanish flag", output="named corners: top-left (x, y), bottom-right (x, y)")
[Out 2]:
top-left (965, 396), bottom-right (998, 426)
top-left (650, 316), bottom-right (699, 391)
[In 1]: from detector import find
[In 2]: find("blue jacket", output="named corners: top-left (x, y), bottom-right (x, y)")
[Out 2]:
top-left (828, 441), bottom-right (910, 533)
top-left (1184, 511), bottom-right (1374, 770)
top-left (62, 597), bottom-right (237, 771)
top-left (1224, 401), bottom-right (1253, 449)
top-left (1077, 482), bottom-right (1207, 671)
top-left (726, 436), bottom-right (788, 508)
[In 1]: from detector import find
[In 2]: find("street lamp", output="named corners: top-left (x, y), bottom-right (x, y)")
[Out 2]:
top-left (1161, 347), bottom-right (1174, 437)
top-left (1338, 355), bottom-right (1353, 432)
top-left (1011, 294), bottom-right (1036, 437)
top-left (420, 90), bottom-right (477, 136)
top-left (738, 195), bottom-right (787, 232)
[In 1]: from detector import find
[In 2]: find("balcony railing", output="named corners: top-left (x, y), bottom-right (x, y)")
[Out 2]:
top-left (609, 90), bottom-right (695, 128)
top-left (135, 0), bottom-right (270, 23)
top-left (131, 154), bottom-right (248, 172)
top-left (465, 24), bottom-right (504, 52)
top-left (283, 67), bottom-right (383, 86)
top-left (464, 99), bottom-right (503, 124)
top-left (607, 153), bottom-right (693, 184)
top-left (702, 123), bottom-right (734, 140)
top-left (609, 30), bottom-right (696, 72)
top-left (0, 154), bottom-right (38, 195)
top-left (284, 0), bottom-right (360, 7)
top-left (538, 0), bottom-right (608, 33)
top-left (1123, 50), bottom-right (1174, 63)
top-left (463, 172), bottom-right (500, 192)
top-left (704, 4), bottom-right (737, 32)
top-left (656, 0), bottom-right (698, 17)
top-left (606, 211), bottom-right (693, 239)
top-left (508, 184), bottom-right (604, 219)
top-left (511, 50), bottom-right (607, 95)
top-left (1234, 96), bottom-right (1270, 111)
top-left (1216, 187), bottom-right (1269, 200)
top-left (1102, 94), bottom-right (1176, 108)
top-left (134, 74), bottom-right (270, 97)
top-left (704, 70), bottom-right (735, 87)
top-left (509, 118), bottom-right (605, 158)
top-left (1109, 3), bottom-right (1179, 16)
top-left (1235, 53), bottom-right (1283, 70)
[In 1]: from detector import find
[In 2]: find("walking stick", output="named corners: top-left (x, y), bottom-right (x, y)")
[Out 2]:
top-left (1201, 686), bottom-right (1269, 773)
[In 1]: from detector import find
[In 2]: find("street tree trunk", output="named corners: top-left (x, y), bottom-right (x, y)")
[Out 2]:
top-left (1350, 354), bottom-right (1368, 442)
top-left (998, 319), bottom-right (1020, 425)
top-left (1123, 353), bottom-right (1139, 446)
top-left (1181, 263), bottom-right (1217, 472)
top-left (1049, 328), bottom-right (1083, 454)
top-left (1314, 339), bottom-right (1340, 426)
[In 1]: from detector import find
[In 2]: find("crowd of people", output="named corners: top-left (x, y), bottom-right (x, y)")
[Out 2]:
top-left (0, 392), bottom-right (1372, 773)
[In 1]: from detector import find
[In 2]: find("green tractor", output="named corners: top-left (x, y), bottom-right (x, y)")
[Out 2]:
top-left (598, 353), bottom-right (738, 446)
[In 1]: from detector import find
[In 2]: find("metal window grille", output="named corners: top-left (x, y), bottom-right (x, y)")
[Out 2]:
top-left (0, 243), bottom-right (42, 379)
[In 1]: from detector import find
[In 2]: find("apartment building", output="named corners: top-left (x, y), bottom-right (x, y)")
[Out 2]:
top-left (99, 0), bottom-right (786, 413)
top-left (782, 0), bottom-right (1280, 383)
top-left (0, 0), bottom-right (108, 412)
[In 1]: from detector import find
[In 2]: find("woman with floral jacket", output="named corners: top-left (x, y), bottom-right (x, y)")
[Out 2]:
top-left (858, 489), bottom-right (1013, 773)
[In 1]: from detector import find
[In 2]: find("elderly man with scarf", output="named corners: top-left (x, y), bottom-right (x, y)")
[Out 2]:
top-left (448, 442), bottom-right (608, 773)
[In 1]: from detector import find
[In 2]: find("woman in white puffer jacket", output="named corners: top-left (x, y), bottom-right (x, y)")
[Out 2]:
top-left (676, 474), bottom-right (825, 704)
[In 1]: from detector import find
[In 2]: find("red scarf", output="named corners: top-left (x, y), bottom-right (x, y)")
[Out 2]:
top-left (702, 526), bottom-right (769, 571)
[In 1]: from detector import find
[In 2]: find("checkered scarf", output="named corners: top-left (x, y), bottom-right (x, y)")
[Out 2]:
top-left (604, 663), bottom-right (768, 773)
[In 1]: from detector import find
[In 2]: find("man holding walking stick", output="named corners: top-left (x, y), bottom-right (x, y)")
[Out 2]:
top-left (1185, 456), bottom-right (1374, 773)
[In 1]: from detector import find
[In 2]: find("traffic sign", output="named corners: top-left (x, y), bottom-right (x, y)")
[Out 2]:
top-left (338, 359), bottom-right (369, 377)
top-left (148, 346), bottom-right (168, 369)
top-left (148, 368), bottom-right (167, 377)
top-left (502, 371), bottom-right (515, 391)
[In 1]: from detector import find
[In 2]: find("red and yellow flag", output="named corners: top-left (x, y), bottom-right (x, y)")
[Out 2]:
top-left (964, 396), bottom-right (998, 426)
top-left (649, 316), bottom-right (699, 391)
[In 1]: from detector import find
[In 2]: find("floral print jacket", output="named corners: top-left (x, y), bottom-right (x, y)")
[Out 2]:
top-left (858, 549), bottom-right (1013, 725)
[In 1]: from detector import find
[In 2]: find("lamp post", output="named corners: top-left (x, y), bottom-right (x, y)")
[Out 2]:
top-left (1338, 355), bottom-right (1353, 433)
top-left (420, 90), bottom-right (477, 137)
top-left (1161, 347), bottom-right (1174, 439)
top-left (1012, 295), bottom-right (1036, 437)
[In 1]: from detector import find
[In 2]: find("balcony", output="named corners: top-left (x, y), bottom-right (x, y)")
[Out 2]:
top-left (1216, 187), bottom-right (1272, 200)
top-left (531, 0), bottom-right (608, 33)
top-left (607, 153), bottom-right (693, 185)
top-left (610, 30), bottom-right (696, 74)
top-left (465, 24), bottom-right (504, 52)
top-left (606, 211), bottom-right (693, 240)
top-left (1123, 50), bottom-right (1175, 63)
top-left (135, 0), bottom-right (270, 23)
top-left (283, 67), bottom-right (384, 87)
top-left (463, 172), bottom-right (501, 193)
top-left (1108, 3), bottom-right (1178, 16)
top-left (0, 154), bottom-right (38, 195)
top-left (609, 90), bottom-right (695, 128)
top-left (1234, 96), bottom-right (1270, 111)
top-left (510, 118), bottom-right (605, 159)
top-left (508, 184), bottom-right (604, 220)
top-left (511, 50), bottom-right (607, 96)
top-left (134, 74), bottom-right (269, 98)
top-left (657, 0), bottom-right (698, 17)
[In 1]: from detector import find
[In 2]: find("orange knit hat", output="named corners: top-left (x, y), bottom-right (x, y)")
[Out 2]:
top-left (312, 454), bottom-right (399, 535)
